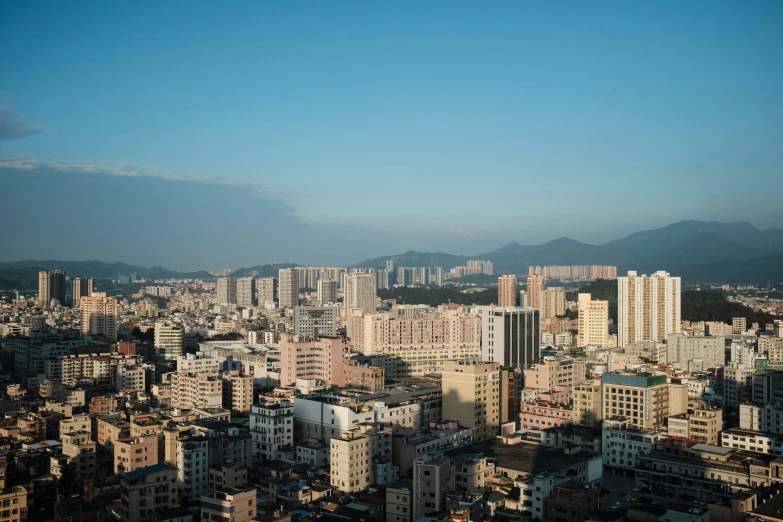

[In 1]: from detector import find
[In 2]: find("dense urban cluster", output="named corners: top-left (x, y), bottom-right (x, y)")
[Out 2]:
top-left (0, 263), bottom-right (782, 522)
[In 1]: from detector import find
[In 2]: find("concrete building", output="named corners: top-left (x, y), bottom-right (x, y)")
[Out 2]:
top-left (222, 371), bottom-right (253, 412)
top-left (170, 371), bottom-right (223, 408)
top-left (526, 274), bottom-right (546, 311)
top-left (217, 276), bottom-right (237, 305)
top-left (666, 333), bottom-right (725, 371)
top-left (573, 380), bottom-right (602, 427)
top-left (345, 272), bottom-right (377, 319)
top-left (481, 306), bottom-right (540, 370)
top-left (542, 287), bottom-right (566, 320)
top-left (317, 279), bottom-right (337, 305)
top-left (602, 417), bottom-right (666, 471)
top-left (442, 360), bottom-right (503, 441)
top-left (80, 293), bottom-right (118, 340)
top-left (741, 403), bottom-right (783, 434)
top-left (412, 455), bottom-right (455, 520)
top-left (201, 487), bottom-right (257, 522)
top-left (114, 435), bottom-right (158, 474)
top-left (733, 317), bottom-right (748, 334)
top-left (120, 463), bottom-right (178, 522)
top-left (114, 364), bottom-right (145, 391)
top-left (386, 480), bottom-right (413, 522)
top-left (498, 275), bottom-right (517, 307)
top-left (177, 352), bottom-right (220, 373)
top-left (293, 306), bottom-right (338, 337)
top-left (618, 270), bottom-right (681, 347)
top-left (236, 277), bottom-right (256, 307)
top-left (256, 277), bottom-right (277, 307)
top-left (724, 363), bottom-right (756, 407)
top-left (545, 481), bottom-right (600, 522)
top-left (250, 399), bottom-right (294, 462)
top-left (601, 373), bottom-right (688, 430)
top-left (667, 408), bottom-right (723, 444)
top-left (278, 268), bottom-right (299, 309)
top-left (39, 269), bottom-right (66, 308)
top-left (343, 360), bottom-right (385, 391)
top-left (524, 358), bottom-right (585, 396)
top-left (154, 321), bottom-right (183, 360)
top-left (177, 437), bottom-right (209, 498)
top-left (0, 487), bottom-right (26, 522)
top-left (330, 430), bottom-right (371, 492)
top-left (71, 276), bottom-right (94, 308)
top-left (577, 293), bottom-right (608, 347)
top-left (278, 333), bottom-right (346, 386)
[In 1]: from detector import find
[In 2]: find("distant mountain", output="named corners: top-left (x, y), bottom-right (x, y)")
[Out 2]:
top-left (0, 260), bottom-right (214, 288)
top-left (231, 263), bottom-right (299, 278)
top-left (678, 254), bottom-right (783, 285)
top-left (353, 221), bottom-right (783, 278)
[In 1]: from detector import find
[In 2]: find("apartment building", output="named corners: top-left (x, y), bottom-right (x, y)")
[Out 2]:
top-left (577, 293), bottom-right (609, 347)
top-left (618, 270), bottom-right (681, 347)
top-left (236, 277), bottom-right (256, 307)
top-left (80, 293), bottom-right (118, 340)
top-left (733, 317), bottom-right (748, 334)
top-left (170, 371), bottom-right (223, 408)
top-left (721, 428), bottom-right (783, 455)
top-left (498, 275), bottom-right (517, 307)
top-left (154, 322), bottom-right (183, 360)
top-left (330, 430), bottom-right (371, 492)
top-left (386, 480), bottom-right (413, 522)
top-left (177, 352), bottom-right (220, 372)
top-left (256, 277), bottom-right (277, 307)
top-left (71, 277), bottom-right (94, 308)
top-left (0, 487), bottom-right (26, 522)
top-left (741, 402), bottom-right (783, 434)
top-left (524, 358), bottom-right (585, 396)
top-left (38, 269), bottom-right (65, 308)
top-left (526, 275), bottom-right (545, 311)
top-left (201, 487), bottom-right (257, 522)
top-left (481, 306), bottom-right (541, 370)
top-left (293, 305), bottom-right (338, 337)
top-left (250, 399), bottom-right (294, 462)
top-left (222, 371), bottom-right (253, 412)
top-left (667, 408), bottom-right (723, 444)
top-left (217, 276), bottom-right (237, 305)
top-left (541, 287), bottom-right (566, 320)
top-left (120, 463), bottom-right (179, 522)
top-left (573, 380), bottom-right (602, 427)
top-left (602, 417), bottom-right (666, 470)
top-left (412, 455), bottom-right (455, 520)
top-left (317, 279), bottom-right (338, 304)
top-left (278, 333), bottom-right (346, 386)
top-left (724, 363), bottom-right (757, 408)
top-left (519, 402), bottom-right (573, 430)
top-left (601, 373), bottom-right (688, 430)
top-left (177, 437), bottom-right (209, 498)
top-left (343, 360), bottom-right (385, 392)
top-left (442, 360), bottom-right (503, 441)
top-left (114, 435), bottom-right (158, 474)
top-left (278, 268), bottom-right (299, 309)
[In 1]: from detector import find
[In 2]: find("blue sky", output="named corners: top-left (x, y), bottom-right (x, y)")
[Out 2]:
top-left (1, 1), bottom-right (782, 269)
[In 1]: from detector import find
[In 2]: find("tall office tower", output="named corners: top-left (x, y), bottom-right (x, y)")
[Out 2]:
top-left (434, 267), bottom-right (444, 287)
top-left (278, 268), bottom-right (299, 309)
top-left (526, 275), bottom-right (546, 311)
top-left (344, 272), bottom-right (377, 314)
top-left (618, 270), bottom-right (681, 347)
top-left (541, 287), bottom-right (566, 320)
top-left (38, 269), bottom-right (66, 307)
top-left (80, 293), bottom-right (118, 340)
top-left (154, 321), bottom-right (184, 359)
top-left (71, 277), bottom-right (94, 307)
top-left (497, 275), bottom-right (518, 307)
top-left (217, 276), bottom-right (237, 305)
top-left (577, 293), bottom-right (609, 347)
top-left (480, 307), bottom-right (540, 369)
top-left (235, 277), bottom-right (256, 307)
top-left (317, 279), bottom-right (338, 304)
top-left (442, 360), bottom-right (505, 441)
top-left (376, 270), bottom-right (390, 290)
top-left (256, 277), bottom-right (277, 306)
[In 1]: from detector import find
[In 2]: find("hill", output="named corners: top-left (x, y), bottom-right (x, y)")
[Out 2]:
top-left (377, 287), bottom-right (498, 307)
top-left (231, 263), bottom-right (300, 278)
top-left (352, 221), bottom-right (783, 280)
top-left (565, 279), bottom-right (619, 322)
top-left (681, 289), bottom-right (776, 325)
top-left (678, 254), bottom-right (783, 285)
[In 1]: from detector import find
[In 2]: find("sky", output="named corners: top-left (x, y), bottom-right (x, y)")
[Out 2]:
top-left (1, 1), bottom-right (782, 269)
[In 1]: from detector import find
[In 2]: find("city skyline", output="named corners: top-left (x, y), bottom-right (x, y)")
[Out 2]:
top-left (2, 1), bottom-right (782, 268)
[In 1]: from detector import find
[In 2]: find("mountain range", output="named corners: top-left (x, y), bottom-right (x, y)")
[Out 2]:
top-left (353, 220), bottom-right (783, 283)
top-left (1, 221), bottom-right (782, 289)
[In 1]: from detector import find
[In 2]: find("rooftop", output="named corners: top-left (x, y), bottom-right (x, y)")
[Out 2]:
top-left (445, 439), bottom-right (598, 475)
top-left (121, 462), bottom-right (177, 480)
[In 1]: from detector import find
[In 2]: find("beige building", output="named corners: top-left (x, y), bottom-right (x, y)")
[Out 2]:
top-left (345, 272), bottom-right (377, 340)
top-left (497, 275), bottom-right (517, 307)
top-left (330, 430), bottom-right (371, 492)
top-left (386, 480), bottom-right (413, 522)
top-left (618, 270), bottom-right (681, 347)
top-left (733, 317), bottom-right (748, 334)
top-left (526, 275), bottom-right (546, 311)
top-left (153, 321), bottom-right (183, 360)
top-left (343, 360), bottom-right (385, 392)
top-left (39, 269), bottom-right (65, 308)
top-left (120, 462), bottom-right (178, 522)
top-left (222, 370), bottom-right (253, 412)
top-left (573, 380), bottom-right (603, 427)
top-left (114, 435), bottom-right (158, 473)
top-left (278, 268), bottom-right (299, 309)
top-left (601, 373), bottom-right (688, 430)
top-left (317, 279), bottom-right (338, 305)
top-left (541, 287), bottom-right (566, 320)
top-left (667, 408), bottom-right (723, 444)
top-left (201, 487), bottom-right (257, 522)
top-left (80, 293), bottom-right (118, 340)
top-left (442, 360), bottom-right (502, 441)
top-left (577, 293), bottom-right (609, 347)
top-left (524, 358), bottom-right (585, 395)
top-left (171, 370), bottom-right (223, 408)
top-left (0, 487), bottom-right (26, 522)
top-left (71, 277), bottom-right (94, 308)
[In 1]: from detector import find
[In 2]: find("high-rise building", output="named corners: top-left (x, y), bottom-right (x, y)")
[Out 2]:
top-left (331, 430), bottom-right (371, 492)
top-left (526, 275), bottom-right (545, 311)
top-left (256, 277), bottom-right (277, 307)
top-left (120, 463), bottom-right (178, 522)
top-left (250, 399), bottom-right (293, 462)
top-left (154, 321), bottom-right (183, 360)
top-left (497, 275), bottom-right (517, 307)
top-left (236, 277), bottom-right (256, 307)
top-left (480, 307), bottom-right (540, 370)
top-left (217, 277), bottom-right (237, 305)
top-left (278, 333), bottom-right (346, 386)
top-left (278, 268), bottom-right (299, 309)
top-left (293, 306), bottom-right (338, 337)
top-left (573, 380), bottom-right (602, 427)
top-left (732, 317), bottom-right (747, 334)
top-left (345, 272), bottom-right (377, 314)
top-left (38, 269), bottom-right (66, 308)
top-left (519, 290), bottom-right (527, 307)
top-left (577, 293), bottom-right (609, 347)
top-left (71, 277), bottom-right (94, 308)
top-left (80, 293), bottom-right (118, 340)
top-left (541, 287), bottom-right (566, 320)
top-left (434, 267), bottom-right (444, 287)
top-left (601, 373), bottom-right (688, 430)
top-left (618, 270), bottom-right (681, 347)
top-left (317, 279), bottom-right (337, 304)
top-left (170, 371), bottom-right (223, 408)
top-left (441, 359), bottom-right (503, 441)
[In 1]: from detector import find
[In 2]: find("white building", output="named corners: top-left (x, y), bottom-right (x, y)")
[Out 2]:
top-left (177, 437), bottom-right (209, 498)
top-left (618, 271), bottom-right (680, 347)
top-left (236, 277), bottom-right (256, 307)
top-left (278, 268), bottom-right (299, 309)
top-left (154, 322), bottom-right (183, 360)
top-left (317, 279), bottom-right (337, 305)
top-left (602, 417), bottom-right (665, 470)
top-left (481, 307), bottom-right (541, 370)
top-left (250, 400), bottom-right (294, 462)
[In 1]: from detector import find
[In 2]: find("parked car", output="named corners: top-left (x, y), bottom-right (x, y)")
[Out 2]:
top-left (612, 503), bottom-right (622, 510)
top-left (633, 486), bottom-right (642, 492)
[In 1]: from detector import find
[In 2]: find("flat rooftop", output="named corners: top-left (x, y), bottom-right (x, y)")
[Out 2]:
top-left (444, 439), bottom-right (598, 475)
